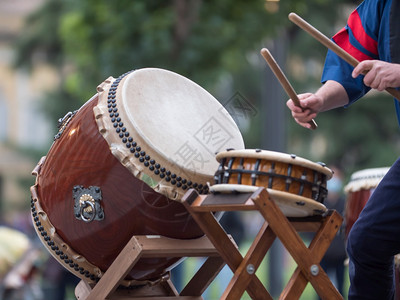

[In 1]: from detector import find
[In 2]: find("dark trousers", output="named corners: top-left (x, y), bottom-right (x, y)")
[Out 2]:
top-left (347, 158), bottom-right (400, 300)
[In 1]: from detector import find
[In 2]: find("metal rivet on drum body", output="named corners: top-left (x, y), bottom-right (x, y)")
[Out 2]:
top-left (286, 164), bottom-right (293, 191)
top-left (251, 159), bottom-right (261, 186)
top-left (237, 157), bottom-right (244, 184)
top-left (268, 162), bottom-right (275, 188)
top-left (299, 170), bottom-right (307, 196)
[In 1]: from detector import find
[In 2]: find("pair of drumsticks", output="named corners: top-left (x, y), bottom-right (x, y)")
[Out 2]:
top-left (262, 13), bottom-right (400, 130)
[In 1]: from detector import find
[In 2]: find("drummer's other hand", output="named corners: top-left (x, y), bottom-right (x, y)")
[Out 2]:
top-left (286, 93), bottom-right (319, 129)
top-left (352, 60), bottom-right (400, 91)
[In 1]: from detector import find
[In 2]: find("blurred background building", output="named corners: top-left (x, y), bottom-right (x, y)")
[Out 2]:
top-left (0, 0), bottom-right (54, 223)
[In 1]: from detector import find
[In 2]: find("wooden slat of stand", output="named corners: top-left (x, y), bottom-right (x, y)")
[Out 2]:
top-left (251, 188), bottom-right (343, 300)
top-left (183, 194), bottom-right (273, 300)
top-left (182, 188), bottom-right (344, 300)
top-left (75, 235), bottom-right (226, 300)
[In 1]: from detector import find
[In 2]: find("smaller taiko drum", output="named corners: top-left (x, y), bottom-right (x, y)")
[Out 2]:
top-left (210, 149), bottom-right (333, 217)
top-left (344, 167), bottom-right (390, 238)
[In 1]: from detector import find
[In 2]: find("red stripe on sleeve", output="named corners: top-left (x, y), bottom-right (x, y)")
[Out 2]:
top-left (347, 9), bottom-right (378, 56)
top-left (333, 27), bottom-right (374, 62)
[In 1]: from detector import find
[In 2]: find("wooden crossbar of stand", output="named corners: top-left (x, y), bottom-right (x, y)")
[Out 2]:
top-left (75, 235), bottom-right (230, 300)
top-left (182, 187), bottom-right (344, 300)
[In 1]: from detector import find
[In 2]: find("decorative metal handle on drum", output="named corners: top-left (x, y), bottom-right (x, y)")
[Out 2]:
top-left (54, 110), bottom-right (78, 140)
top-left (73, 186), bottom-right (104, 223)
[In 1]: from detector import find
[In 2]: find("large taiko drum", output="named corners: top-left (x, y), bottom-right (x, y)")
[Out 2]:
top-left (30, 68), bottom-right (244, 286)
top-left (344, 167), bottom-right (390, 238)
top-left (210, 149), bottom-right (333, 217)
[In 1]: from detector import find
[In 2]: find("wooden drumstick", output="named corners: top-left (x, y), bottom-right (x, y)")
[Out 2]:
top-left (288, 12), bottom-right (400, 101)
top-left (260, 48), bottom-right (318, 130)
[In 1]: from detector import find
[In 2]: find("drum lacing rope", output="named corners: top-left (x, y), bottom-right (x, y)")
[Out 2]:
top-left (214, 162), bottom-right (328, 203)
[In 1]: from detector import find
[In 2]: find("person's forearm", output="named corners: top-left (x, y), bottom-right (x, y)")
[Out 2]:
top-left (315, 80), bottom-right (349, 112)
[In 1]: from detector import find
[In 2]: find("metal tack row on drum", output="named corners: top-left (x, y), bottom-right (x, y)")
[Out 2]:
top-left (29, 67), bottom-right (332, 287)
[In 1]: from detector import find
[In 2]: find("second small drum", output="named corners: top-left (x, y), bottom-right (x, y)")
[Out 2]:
top-left (211, 149), bottom-right (333, 217)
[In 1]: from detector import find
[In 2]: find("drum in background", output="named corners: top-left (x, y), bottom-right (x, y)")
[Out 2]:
top-left (210, 149), bottom-right (333, 217)
top-left (344, 167), bottom-right (390, 238)
top-left (30, 68), bottom-right (244, 286)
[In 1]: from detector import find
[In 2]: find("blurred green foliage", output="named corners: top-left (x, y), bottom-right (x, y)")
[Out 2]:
top-left (13, 0), bottom-right (400, 178)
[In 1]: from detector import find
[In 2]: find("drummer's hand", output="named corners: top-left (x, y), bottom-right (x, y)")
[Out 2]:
top-left (286, 93), bottom-right (323, 129)
top-left (352, 60), bottom-right (400, 91)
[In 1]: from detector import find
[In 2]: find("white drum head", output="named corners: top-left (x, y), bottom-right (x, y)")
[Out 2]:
top-left (95, 68), bottom-right (244, 201)
top-left (344, 167), bottom-right (390, 193)
top-left (209, 184), bottom-right (327, 217)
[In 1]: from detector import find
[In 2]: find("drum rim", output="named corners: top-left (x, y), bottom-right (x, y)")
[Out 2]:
top-left (94, 68), bottom-right (244, 201)
top-left (215, 149), bottom-right (333, 179)
top-left (209, 183), bottom-right (327, 217)
top-left (121, 68), bottom-right (241, 179)
top-left (344, 167), bottom-right (390, 193)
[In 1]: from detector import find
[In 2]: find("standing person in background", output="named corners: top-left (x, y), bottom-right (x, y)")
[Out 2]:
top-left (286, 0), bottom-right (400, 298)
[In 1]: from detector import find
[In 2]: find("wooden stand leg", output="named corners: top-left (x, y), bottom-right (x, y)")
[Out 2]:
top-left (183, 188), bottom-right (344, 300)
top-left (183, 192), bottom-right (273, 300)
top-left (222, 221), bottom-right (276, 300)
top-left (180, 256), bottom-right (225, 296)
top-left (75, 235), bottom-right (226, 300)
top-left (85, 236), bottom-right (144, 300)
top-left (251, 188), bottom-right (343, 300)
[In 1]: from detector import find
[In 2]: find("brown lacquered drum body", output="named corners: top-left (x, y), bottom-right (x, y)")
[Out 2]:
top-left (30, 68), bottom-right (244, 285)
top-left (344, 167), bottom-right (389, 238)
top-left (211, 149), bottom-right (333, 217)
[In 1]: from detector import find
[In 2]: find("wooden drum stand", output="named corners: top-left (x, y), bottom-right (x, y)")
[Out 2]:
top-left (75, 187), bottom-right (343, 300)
